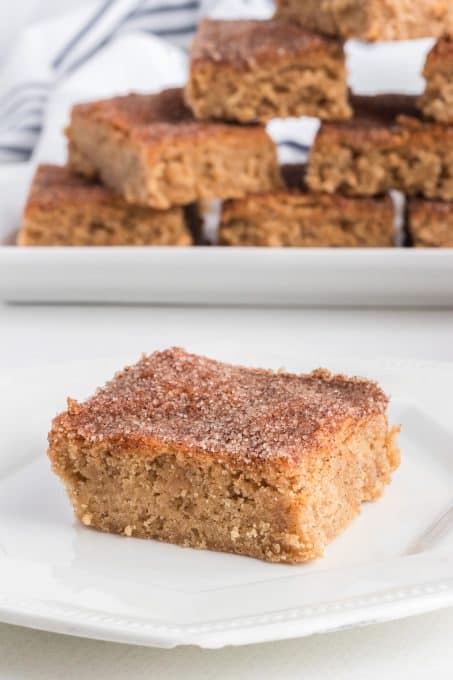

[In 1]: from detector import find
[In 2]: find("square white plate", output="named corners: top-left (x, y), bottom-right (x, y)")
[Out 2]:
top-left (0, 349), bottom-right (452, 648)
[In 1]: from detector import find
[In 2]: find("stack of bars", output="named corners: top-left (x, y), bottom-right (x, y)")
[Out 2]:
top-left (17, 1), bottom-right (453, 248)
top-left (305, 46), bottom-right (453, 249)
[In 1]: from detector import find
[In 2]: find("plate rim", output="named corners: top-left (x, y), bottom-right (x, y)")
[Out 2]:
top-left (0, 575), bottom-right (452, 649)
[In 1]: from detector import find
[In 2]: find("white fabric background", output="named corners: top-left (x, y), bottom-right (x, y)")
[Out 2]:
top-left (0, 0), bottom-right (76, 61)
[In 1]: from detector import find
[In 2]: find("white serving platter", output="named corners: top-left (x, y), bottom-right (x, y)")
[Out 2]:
top-left (1, 159), bottom-right (453, 306)
top-left (0, 350), bottom-right (452, 648)
top-left (2, 245), bottom-right (453, 306)
top-left (1, 37), bottom-right (451, 307)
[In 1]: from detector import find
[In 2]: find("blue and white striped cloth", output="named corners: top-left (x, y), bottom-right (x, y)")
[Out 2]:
top-left (0, 0), bottom-right (202, 163)
top-left (0, 0), bottom-right (314, 167)
top-left (0, 0), bottom-right (432, 169)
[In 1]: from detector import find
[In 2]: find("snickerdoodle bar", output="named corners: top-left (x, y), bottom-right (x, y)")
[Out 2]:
top-left (419, 39), bottom-right (453, 123)
top-left (67, 88), bottom-right (282, 210)
top-left (48, 348), bottom-right (400, 564)
top-left (275, 0), bottom-right (453, 42)
top-left (220, 163), bottom-right (395, 247)
top-left (185, 19), bottom-right (351, 123)
top-left (307, 94), bottom-right (453, 200)
top-left (407, 198), bottom-right (453, 247)
top-left (17, 164), bottom-right (193, 246)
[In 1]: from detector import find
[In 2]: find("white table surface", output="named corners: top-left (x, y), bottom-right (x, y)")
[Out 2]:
top-left (1, 301), bottom-right (453, 679)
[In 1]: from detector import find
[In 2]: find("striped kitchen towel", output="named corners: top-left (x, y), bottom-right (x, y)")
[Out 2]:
top-left (0, 0), bottom-right (202, 164)
top-left (0, 0), bottom-right (311, 166)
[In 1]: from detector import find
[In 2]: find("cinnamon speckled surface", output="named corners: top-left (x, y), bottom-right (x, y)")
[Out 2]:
top-left (50, 347), bottom-right (388, 464)
top-left (70, 88), bottom-right (268, 145)
top-left (189, 18), bottom-right (344, 67)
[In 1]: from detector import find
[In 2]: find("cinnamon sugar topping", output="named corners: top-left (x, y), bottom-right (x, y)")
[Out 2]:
top-left (190, 18), bottom-right (343, 67)
top-left (50, 348), bottom-right (388, 463)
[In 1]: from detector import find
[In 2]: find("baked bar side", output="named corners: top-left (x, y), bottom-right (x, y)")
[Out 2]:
top-left (274, 0), bottom-right (369, 39)
top-left (420, 71), bottom-right (453, 124)
top-left (48, 413), bottom-right (399, 564)
top-left (68, 111), bottom-right (282, 209)
top-left (307, 115), bottom-right (453, 199)
top-left (17, 203), bottom-right (192, 246)
top-left (219, 192), bottom-right (395, 247)
top-left (304, 95), bottom-right (407, 195)
top-left (16, 164), bottom-right (193, 246)
top-left (302, 415), bottom-right (399, 554)
top-left (146, 129), bottom-right (283, 208)
top-left (394, 117), bottom-right (453, 200)
top-left (67, 113), bottom-right (152, 204)
top-left (185, 53), bottom-right (351, 123)
top-left (274, 0), bottom-right (453, 41)
top-left (185, 18), bottom-right (350, 122)
top-left (419, 39), bottom-right (453, 123)
top-left (188, 18), bottom-right (345, 66)
top-left (407, 199), bottom-right (453, 247)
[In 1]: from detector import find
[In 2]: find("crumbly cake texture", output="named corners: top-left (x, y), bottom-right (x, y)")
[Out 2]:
top-left (307, 94), bottom-right (453, 200)
top-left (407, 198), bottom-right (453, 247)
top-left (185, 19), bottom-right (351, 123)
top-left (274, 0), bottom-right (453, 42)
top-left (67, 88), bottom-right (282, 210)
top-left (48, 348), bottom-right (400, 564)
top-left (419, 39), bottom-right (453, 123)
top-left (17, 165), bottom-right (193, 246)
top-left (220, 163), bottom-right (395, 247)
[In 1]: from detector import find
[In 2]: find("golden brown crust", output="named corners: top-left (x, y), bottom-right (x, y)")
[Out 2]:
top-left (350, 94), bottom-right (420, 122)
top-left (407, 198), bottom-right (453, 247)
top-left (185, 19), bottom-right (351, 122)
top-left (423, 37), bottom-right (453, 76)
top-left (70, 88), bottom-right (271, 153)
top-left (49, 416), bottom-right (400, 563)
top-left (67, 88), bottom-right (282, 208)
top-left (306, 95), bottom-right (423, 158)
top-left (24, 164), bottom-right (132, 210)
top-left (49, 348), bottom-right (389, 468)
top-left (307, 94), bottom-right (453, 198)
top-left (280, 163), bottom-right (308, 189)
top-left (419, 39), bottom-right (453, 123)
top-left (219, 186), bottom-right (394, 247)
top-left (222, 188), bottom-right (393, 220)
top-left (48, 349), bottom-right (400, 563)
top-left (274, 0), bottom-right (453, 41)
top-left (320, 94), bottom-right (420, 146)
top-left (17, 164), bottom-right (193, 246)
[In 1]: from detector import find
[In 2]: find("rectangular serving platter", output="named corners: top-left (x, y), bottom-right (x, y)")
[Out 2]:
top-left (1, 246), bottom-right (453, 306)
